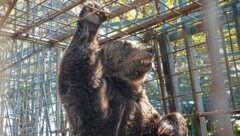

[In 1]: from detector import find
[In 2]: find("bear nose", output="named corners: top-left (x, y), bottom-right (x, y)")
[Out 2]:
top-left (147, 47), bottom-right (155, 56)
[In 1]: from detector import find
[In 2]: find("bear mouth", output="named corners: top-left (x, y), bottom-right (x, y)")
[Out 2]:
top-left (133, 58), bottom-right (154, 65)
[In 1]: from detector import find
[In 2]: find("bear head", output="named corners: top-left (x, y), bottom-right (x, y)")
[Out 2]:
top-left (100, 40), bottom-right (155, 83)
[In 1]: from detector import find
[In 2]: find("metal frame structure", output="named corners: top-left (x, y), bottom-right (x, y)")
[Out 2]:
top-left (0, 0), bottom-right (240, 135)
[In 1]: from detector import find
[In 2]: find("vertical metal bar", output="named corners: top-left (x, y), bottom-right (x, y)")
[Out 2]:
top-left (5, 44), bottom-right (13, 135)
top-left (41, 48), bottom-right (52, 136)
top-left (233, 5), bottom-right (240, 52)
top-left (4, 94), bottom-right (12, 136)
top-left (219, 26), bottom-right (236, 109)
top-left (154, 40), bottom-right (168, 114)
top-left (26, 45), bottom-right (31, 135)
top-left (224, 11), bottom-right (240, 85)
top-left (18, 40), bottom-right (24, 136)
top-left (56, 49), bottom-right (60, 136)
top-left (60, 104), bottom-right (66, 136)
top-left (158, 34), bottom-right (180, 112)
top-left (159, 0), bottom-right (167, 28)
top-left (34, 51), bottom-right (40, 136)
top-left (12, 39), bottom-right (18, 136)
top-left (232, 4), bottom-right (240, 85)
top-left (153, 0), bottom-right (168, 115)
top-left (183, 26), bottom-right (208, 136)
top-left (203, 1), bottom-right (233, 135)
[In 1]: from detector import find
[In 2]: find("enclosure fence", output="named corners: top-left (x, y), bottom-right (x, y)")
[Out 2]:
top-left (0, 0), bottom-right (240, 136)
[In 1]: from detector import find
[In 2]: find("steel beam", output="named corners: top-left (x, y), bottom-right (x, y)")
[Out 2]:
top-left (49, 0), bottom-right (152, 44)
top-left (13, 0), bottom-right (86, 37)
top-left (0, 30), bottom-right (67, 48)
top-left (0, 0), bottom-right (18, 30)
top-left (49, 28), bottom-right (76, 44)
top-left (183, 26), bottom-right (208, 136)
top-left (99, 1), bottom-right (202, 44)
top-left (0, 0), bottom-right (12, 5)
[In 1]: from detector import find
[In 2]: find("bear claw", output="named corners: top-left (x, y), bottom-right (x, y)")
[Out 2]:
top-left (80, 1), bottom-right (110, 24)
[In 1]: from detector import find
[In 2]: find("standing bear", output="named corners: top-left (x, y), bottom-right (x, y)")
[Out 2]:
top-left (58, 2), bottom-right (188, 136)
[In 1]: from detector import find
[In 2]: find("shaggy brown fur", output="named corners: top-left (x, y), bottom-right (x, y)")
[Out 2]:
top-left (58, 2), bottom-right (188, 136)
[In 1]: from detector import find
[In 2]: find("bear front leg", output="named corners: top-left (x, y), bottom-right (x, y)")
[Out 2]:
top-left (62, 1), bottom-right (110, 86)
top-left (58, 2), bottom-right (110, 136)
top-left (158, 113), bottom-right (188, 136)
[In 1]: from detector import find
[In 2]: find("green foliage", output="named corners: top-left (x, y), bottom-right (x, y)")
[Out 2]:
top-left (124, 10), bottom-right (136, 20)
top-left (165, 0), bottom-right (175, 7)
top-left (117, 0), bottom-right (127, 4)
top-left (220, 0), bottom-right (232, 6)
top-left (139, 3), bottom-right (155, 18)
top-left (192, 32), bottom-right (206, 45)
top-left (234, 123), bottom-right (240, 135)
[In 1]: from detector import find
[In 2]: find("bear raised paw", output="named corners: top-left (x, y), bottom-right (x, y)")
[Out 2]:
top-left (58, 1), bottom-right (188, 136)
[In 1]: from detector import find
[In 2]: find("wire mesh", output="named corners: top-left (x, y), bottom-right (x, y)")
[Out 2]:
top-left (0, 0), bottom-right (240, 135)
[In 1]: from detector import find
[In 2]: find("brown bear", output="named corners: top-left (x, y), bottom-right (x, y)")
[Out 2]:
top-left (58, 2), bottom-right (188, 136)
